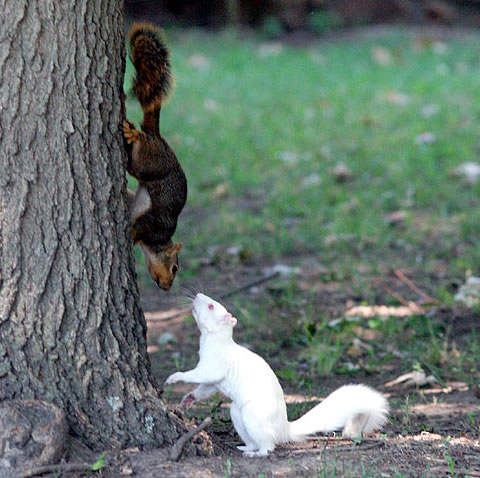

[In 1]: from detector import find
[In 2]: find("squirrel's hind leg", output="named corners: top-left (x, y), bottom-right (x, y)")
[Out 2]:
top-left (238, 405), bottom-right (276, 457)
top-left (230, 403), bottom-right (259, 453)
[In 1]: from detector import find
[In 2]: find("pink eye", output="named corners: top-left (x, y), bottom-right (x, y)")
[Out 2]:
top-left (208, 304), bottom-right (214, 310)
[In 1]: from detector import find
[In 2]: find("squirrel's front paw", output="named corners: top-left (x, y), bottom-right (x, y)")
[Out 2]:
top-left (123, 120), bottom-right (141, 144)
top-left (181, 392), bottom-right (196, 408)
top-left (165, 372), bottom-right (183, 385)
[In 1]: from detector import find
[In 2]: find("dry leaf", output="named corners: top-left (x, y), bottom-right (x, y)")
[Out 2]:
top-left (301, 173), bottom-right (322, 187)
top-left (345, 303), bottom-right (423, 318)
top-left (421, 103), bottom-right (440, 118)
top-left (263, 264), bottom-right (300, 278)
top-left (121, 464), bottom-right (134, 475)
top-left (330, 162), bottom-right (353, 182)
top-left (372, 47), bottom-right (392, 65)
top-left (204, 98), bottom-right (218, 111)
top-left (415, 132), bottom-right (437, 145)
top-left (352, 326), bottom-right (382, 341)
top-left (454, 276), bottom-right (480, 308)
top-left (384, 91), bottom-right (410, 106)
top-left (157, 332), bottom-right (177, 346)
top-left (188, 54), bottom-right (210, 69)
top-left (347, 337), bottom-right (373, 358)
top-left (384, 210), bottom-right (408, 226)
top-left (385, 371), bottom-right (437, 389)
top-left (432, 41), bottom-right (448, 54)
top-left (258, 42), bottom-right (283, 57)
top-left (450, 162), bottom-right (480, 185)
top-left (210, 182), bottom-right (230, 199)
top-left (277, 151), bottom-right (312, 164)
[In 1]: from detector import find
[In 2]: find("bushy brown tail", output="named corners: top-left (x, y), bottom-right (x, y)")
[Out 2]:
top-left (129, 23), bottom-right (172, 132)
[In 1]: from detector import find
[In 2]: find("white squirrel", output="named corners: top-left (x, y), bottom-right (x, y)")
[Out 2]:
top-left (165, 293), bottom-right (389, 457)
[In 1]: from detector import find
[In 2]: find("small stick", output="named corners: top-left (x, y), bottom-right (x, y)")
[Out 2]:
top-left (218, 271), bottom-right (280, 300)
top-left (392, 269), bottom-right (439, 304)
top-left (286, 437), bottom-right (386, 455)
top-left (383, 285), bottom-right (411, 307)
top-left (169, 416), bottom-right (212, 462)
top-left (19, 462), bottom-right (96, 478)
top-left (314, 436), bottom-right (385, 444)
top-left (318, 437), bottom-right (386, 453)
top-left (429, 467), bottom-right (480, 477)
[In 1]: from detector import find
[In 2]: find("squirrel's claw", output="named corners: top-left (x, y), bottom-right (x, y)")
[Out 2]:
top-left (123, 120), bottom-right (140, 144)
top-left (181, 392), bottom-right (196, 408)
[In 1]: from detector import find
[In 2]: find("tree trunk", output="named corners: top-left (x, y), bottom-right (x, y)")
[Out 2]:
top-left (0, 0), bottom-right (181, 449)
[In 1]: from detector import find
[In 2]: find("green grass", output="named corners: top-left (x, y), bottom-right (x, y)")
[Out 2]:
top-left (126, 28), bottom-right (480, 385)
top-left (126, 28), bottom-right (480, 273)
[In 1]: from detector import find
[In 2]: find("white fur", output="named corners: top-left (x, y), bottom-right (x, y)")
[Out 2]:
top-left (130, 184), bottom-right (151, 223)
top-left (165, 294), bottom-right (389, 457)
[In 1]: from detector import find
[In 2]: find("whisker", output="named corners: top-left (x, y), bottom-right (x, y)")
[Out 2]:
top-left (179, 285), bottom-right (194, 300)
top-left (165, 286), bottom-right (193, 308)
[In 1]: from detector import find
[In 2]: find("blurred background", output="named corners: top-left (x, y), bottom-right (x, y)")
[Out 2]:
top-left (125, 0), bottom-right (480, 30)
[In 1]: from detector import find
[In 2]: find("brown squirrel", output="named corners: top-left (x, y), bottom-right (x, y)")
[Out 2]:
top-left (123, 23), bottom-right (187, 290)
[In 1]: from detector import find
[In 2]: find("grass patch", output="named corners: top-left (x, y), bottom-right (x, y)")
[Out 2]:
top-left (126, 28), bottom-right (480, 385)
top-left (126, 28), bottom-right (480, 274)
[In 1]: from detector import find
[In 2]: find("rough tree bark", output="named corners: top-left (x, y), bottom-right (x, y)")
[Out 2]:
top-left (0, 0), bottom-right (181, 449)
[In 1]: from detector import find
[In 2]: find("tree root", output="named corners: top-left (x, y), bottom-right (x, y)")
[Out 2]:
top-left (169, 417), bottom-right (212, 462)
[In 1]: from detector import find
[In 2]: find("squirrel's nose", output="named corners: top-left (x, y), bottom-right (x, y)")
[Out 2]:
top-left (155, 278), bottom-right (172, 291)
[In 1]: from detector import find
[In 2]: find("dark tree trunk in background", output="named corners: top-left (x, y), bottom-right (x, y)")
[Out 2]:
top-left (225, 0), bottom-right (240, 24)
top-left (0, 0), bottom-right (181, 449)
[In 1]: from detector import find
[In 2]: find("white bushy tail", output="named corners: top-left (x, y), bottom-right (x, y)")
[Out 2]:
top-left (288, 384), bottom-right (389, 440)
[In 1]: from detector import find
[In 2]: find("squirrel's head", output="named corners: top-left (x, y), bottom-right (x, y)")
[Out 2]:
top-left (141, 242), bottom-right (182, 290)
top-left (192, 293), bottom-right (237, 334)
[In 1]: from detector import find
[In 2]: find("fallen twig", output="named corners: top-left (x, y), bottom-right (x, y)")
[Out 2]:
top-left (393, 269), bottom-right (439, 304)
top-left (383, 285), bottom-right (411, 307)
top-left (169, 416), bottom-right (212, 461)
top-left (218, 271), bottom-right (280, 300)
top-left (315, 436), bottom-right (386, 444)
top-left (429, 467), bottom-right (480, 477)
top-left (282, 437), bottom-right (386, 456)
top-left (318, 437), bottom-right (387, 453)
top-left (19, 462), bottom-right (97, 478)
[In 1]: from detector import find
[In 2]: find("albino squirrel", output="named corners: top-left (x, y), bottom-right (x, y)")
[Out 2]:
top-left (165, 293), bottom-right (389, 457)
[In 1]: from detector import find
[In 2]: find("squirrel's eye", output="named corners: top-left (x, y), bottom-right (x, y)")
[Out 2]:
top-left (171, 264), bottom-right (178, 275)
top-left (208, 304), bottom-right (214, 310)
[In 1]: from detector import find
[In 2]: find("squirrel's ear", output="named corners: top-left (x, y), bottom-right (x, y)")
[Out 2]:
top-left (165, 242), bottom-right (183, 257)
top-left (224, 313), bottom-right (237, 327)
top-left (170, 242), bottom-right (182, 255)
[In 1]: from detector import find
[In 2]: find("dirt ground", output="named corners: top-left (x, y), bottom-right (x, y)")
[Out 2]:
top-left (105, 259), bottom-right (479, 478)
top-left (19, 257), bottom-right (477, 478)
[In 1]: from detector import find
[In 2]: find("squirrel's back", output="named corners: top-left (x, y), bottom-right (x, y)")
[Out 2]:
top-left (129, 23), bottom-right (173, 116)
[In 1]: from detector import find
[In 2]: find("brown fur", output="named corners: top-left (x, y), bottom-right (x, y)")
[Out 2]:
top-left (129, 23), bottom-right (172, 119)
top-left (124, 24), bottom-right (187, 290)
top-left (141, 242), bottom-right (182, 290)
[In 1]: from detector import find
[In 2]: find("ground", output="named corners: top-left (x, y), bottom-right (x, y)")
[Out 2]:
top-left (44, 255), bottom-right (478, 477)
top-left (31, 24), bottom-right (480, 478)
top-left (120, 24), bottom-right (480, 477)
top-left (132, 260), bottom-right (480, 478)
